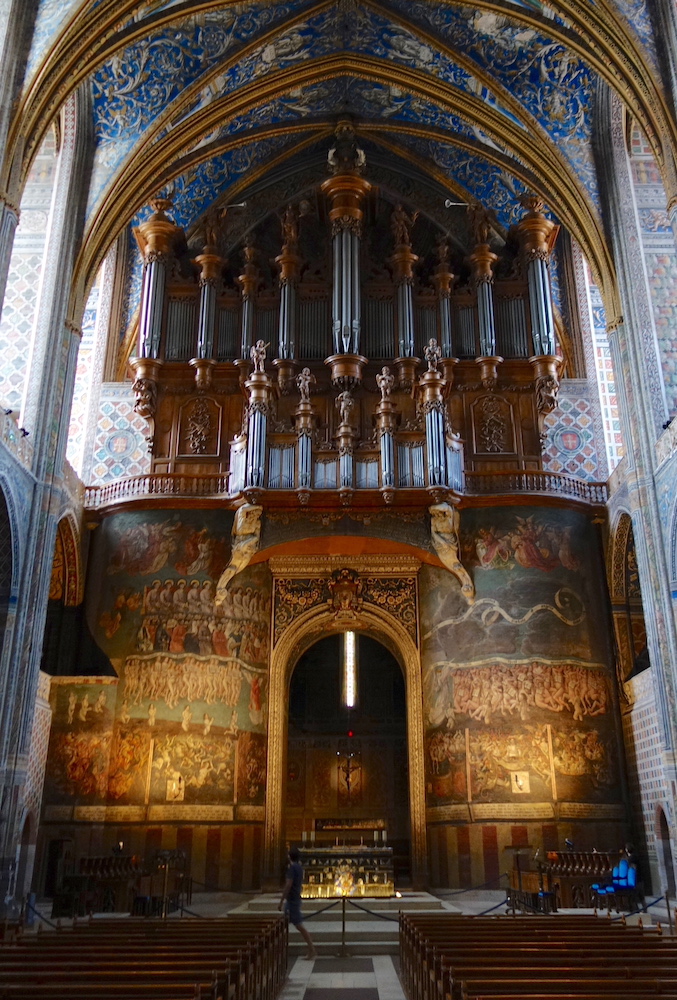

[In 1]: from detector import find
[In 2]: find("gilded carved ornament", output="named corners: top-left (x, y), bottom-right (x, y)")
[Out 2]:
top-left (270, 555), bottom-right (420, 646)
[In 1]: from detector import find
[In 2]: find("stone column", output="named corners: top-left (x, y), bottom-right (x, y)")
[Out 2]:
top-left (0, 0), bottom-right (37, 314)
top-left (0, 87), bottom-right (93, 900)
top-left (321, 121), bottom-right (370, 389)
top-left (238, 236), bottom-right (259, 361)
top-left (0, 196), bottom-right (19, 327)
top-left (596, 86), bottom-right (677, 844)
top-left (191, 245), bottom-right (223, 391)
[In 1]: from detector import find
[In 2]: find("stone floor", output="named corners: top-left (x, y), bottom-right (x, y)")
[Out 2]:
top-left (279, 955), bottom-right (405, 1000)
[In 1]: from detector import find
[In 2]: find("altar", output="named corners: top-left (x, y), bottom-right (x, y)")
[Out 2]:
top-left (299, 846), bottom-right (395, 898)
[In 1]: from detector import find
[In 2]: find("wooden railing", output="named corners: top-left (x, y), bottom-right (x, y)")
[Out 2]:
top-left (465, 470), bottom-right (608, 503)
top-left (84, 473), bottom-right (231, 509)
top-left (84, 469), bottom-right (608, 510)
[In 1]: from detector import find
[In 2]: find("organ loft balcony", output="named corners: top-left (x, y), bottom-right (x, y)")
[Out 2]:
top-left (85, 134), bottom-right (607, 517)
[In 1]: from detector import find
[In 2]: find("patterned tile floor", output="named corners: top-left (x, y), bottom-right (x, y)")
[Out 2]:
top-left (279, 955), bottom-right (405, 1000)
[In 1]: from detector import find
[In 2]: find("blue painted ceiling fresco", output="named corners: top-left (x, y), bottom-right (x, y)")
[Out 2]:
top-left (84, 0), bottom-right (603, 223)
top-left (22, 0), bottom-right (662, 298)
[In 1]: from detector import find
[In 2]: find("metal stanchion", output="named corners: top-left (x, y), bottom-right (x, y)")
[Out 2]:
top-left (667, 890), bottom-right (673, 937)
top-left (338, 896), bottom-right (348, 957)
top-left (161, 859), bottom-right (169, 920)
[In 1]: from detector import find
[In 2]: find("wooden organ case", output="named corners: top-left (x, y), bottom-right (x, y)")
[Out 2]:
top-left (128, 124), bottom-right (564, 504)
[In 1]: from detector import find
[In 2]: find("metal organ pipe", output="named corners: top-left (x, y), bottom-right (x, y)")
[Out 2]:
top-left (380, 431), bottom-right (395, 488)
top-left (134, 197), bottom-right (182, 359)
top-left (240, 295), bottom-right (254, 360)
top-left (139, 257), bottom-right (165, 358)
top-left (476, 279), bottom-right (497, 357)
top-left (297, 431), bottom-right (312, 489)
top-left (425, 405), bottom-right (447, 487)
top-left (515, 194), bottom-right (558, 357)
top-left (527, 255), bottom-right (556, 356)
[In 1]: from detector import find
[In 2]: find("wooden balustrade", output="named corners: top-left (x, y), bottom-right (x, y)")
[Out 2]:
top-left (84, 469), bottom-right (608, 511)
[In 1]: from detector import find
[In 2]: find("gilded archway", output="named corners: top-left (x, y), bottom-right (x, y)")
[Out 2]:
top-left (264, 555), bottom-right (428, 890)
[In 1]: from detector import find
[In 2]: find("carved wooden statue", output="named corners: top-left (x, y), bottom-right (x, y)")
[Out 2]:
top-left (376, 366), bottom-right (395, 401)
top-left (429, 502), bottom-right (476, 603)
top-left (250, 339), bottom-right (269, 373)
top-left (336, 389), bottom-right (354, 426)
top-left (391, 202), bottom-right (419, 247)
top-left (296, 366), bottom-right (316, 402)
top-left (214, 504), bottom-right (263, 605)
top-left (424, 338), bottom-right (442, 373)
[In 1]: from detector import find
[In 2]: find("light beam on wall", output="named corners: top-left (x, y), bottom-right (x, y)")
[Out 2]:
top-left (343, 631), bottom-right (357, 708)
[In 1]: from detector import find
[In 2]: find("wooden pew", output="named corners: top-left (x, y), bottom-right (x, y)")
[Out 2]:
top-left (399, 913), bottom-right (677, 1000)
top-left (0, 915), bottom-right (287, 1000)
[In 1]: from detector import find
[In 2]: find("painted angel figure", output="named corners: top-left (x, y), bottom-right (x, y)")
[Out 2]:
top-left (391, 202), bottom-right (419, 247)
top-left (250, 339), bottom-right (269, 373)
top-left (376, 365), bottom-right (395, 401)
top-left (296, 366), bottom-right (316, 402)
top-left (424, 338), bottom-right (441, 372)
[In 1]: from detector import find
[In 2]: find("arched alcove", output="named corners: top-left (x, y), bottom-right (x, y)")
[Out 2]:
top-left (657, 807), bottom-right (676, 895)
top-left (287, 633), bottom-right (410, 883)
top-left (609, 512), bottom-right (649, 683)
top-left (264, 595), bottom-right (427, 890)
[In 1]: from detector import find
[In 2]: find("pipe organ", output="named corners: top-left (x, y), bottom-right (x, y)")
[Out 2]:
top-left (131, 124), bottom-right (563, 503)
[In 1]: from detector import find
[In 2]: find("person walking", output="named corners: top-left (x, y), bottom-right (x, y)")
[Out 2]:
top-left (279, 846), bottom-right (316, 960)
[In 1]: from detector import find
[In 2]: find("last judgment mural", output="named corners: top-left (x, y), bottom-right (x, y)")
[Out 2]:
top-left (421, 505), bottom-right (626, 881)
top-left (42, 510), bottom-right (271, 886)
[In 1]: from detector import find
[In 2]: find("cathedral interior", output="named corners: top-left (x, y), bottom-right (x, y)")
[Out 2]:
top-left (2, 0), bottom-right (677, 968)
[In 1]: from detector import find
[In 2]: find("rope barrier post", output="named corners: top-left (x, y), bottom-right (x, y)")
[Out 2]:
top-left (667, 890), bottom-right (673, 937)
top-left (161, 859), bottom-right (170, 920)
top-left (339, 896), bottom-right (348, 957)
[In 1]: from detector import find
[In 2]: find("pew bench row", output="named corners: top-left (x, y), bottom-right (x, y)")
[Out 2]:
top-left (400, 912), bottom-right (677, 1000)
top-left (0, 915), bottom-right (287, 1000)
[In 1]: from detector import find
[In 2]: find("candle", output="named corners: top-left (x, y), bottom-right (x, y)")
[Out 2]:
top-left (302, 830), bottom-right (307, 843)
top-left (311, 830), bottom-right (315, 843)
top-left (374, 830), bottom-right (378, 843)
top-left (383, 829), bottom-right (387, 842)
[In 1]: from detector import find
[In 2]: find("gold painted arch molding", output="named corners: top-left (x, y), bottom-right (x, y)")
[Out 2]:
top-left (5, 0), bottom-right (676, 208)
top-left (69, 58), bottom-right (619, 323)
